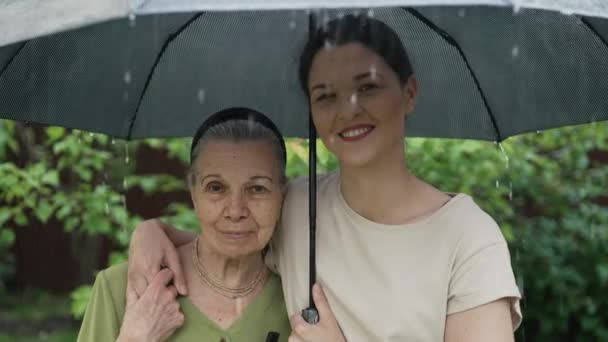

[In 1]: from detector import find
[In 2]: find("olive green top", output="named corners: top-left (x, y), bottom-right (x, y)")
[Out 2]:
top-left (77, 263), bottom-right (290, 342)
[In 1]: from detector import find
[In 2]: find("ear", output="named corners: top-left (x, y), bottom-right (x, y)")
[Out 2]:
top-left (403, 75), bottom-right (418, 114)
top-left (188, 172), bottom-right (199, 210)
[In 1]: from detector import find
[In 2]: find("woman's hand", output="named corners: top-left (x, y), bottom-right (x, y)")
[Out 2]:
top-left (289, 284), bottom-right (346, 342)
top-left (127, 219), bottom-right (189, 297)
top-left (117, 269), bottom-right (184, 342)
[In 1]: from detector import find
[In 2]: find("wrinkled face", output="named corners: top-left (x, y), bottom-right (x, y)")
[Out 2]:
top-left (308, 42), bottom-right (418, 167)
top-left (190, 141), bottom-right (284, 259)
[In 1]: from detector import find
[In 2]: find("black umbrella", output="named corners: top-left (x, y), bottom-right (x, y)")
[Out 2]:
top-left (2, 1), bottom-right (608, 323)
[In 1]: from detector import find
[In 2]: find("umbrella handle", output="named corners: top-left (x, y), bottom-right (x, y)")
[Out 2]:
top-left (302, 307), bottom-right (320, 324)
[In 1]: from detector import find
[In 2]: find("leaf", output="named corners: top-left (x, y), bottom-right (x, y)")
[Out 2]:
top-left (14, 212), bottom-right (28, 226)
top-left (0, 228), bottom-right (15, 246)
top-left (46, 127), bottom-right (65, 141)
top-left (41, 170), bottom-right (59, 186)
top-left (35, 200), bottom-right (54, 223)
top-left (0, 208), bottom-right (11, 226)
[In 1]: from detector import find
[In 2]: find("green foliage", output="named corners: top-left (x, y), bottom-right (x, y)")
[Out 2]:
top-left (70, 285), bottom-right (93, 319)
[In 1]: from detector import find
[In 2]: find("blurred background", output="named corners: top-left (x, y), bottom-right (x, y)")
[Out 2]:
top-left (0, 118), bottom-right (607, 341)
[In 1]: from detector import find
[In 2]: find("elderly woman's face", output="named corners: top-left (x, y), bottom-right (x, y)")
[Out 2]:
top-left (190, 140), bottom-right (283, 259)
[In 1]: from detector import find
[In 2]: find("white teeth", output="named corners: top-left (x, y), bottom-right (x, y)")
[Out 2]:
top-left (341, 127), bottom-right (371, 138)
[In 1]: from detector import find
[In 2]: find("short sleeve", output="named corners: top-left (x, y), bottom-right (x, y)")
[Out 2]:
top-left (77, 270), bottom-right (122, 342)
top-left (447, 218), bottom-right (522, 330)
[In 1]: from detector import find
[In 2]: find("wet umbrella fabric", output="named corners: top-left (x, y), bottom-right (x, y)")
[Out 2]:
top-left (1, 4), bottom-right (608, 141)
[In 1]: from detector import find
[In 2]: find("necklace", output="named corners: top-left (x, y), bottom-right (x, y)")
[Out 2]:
top-left (191, 238), bottom-right (267, 299)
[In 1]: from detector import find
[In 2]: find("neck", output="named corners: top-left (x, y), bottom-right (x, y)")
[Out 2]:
top-left (194, 237), bottom-right (265, 289)
top-left (339, 140), bottom-right (418, 222)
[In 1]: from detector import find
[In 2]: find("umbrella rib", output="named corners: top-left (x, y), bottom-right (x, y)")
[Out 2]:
top-left (0, 42), bottom-right (27, 81)
top-left (126, 12), bottom-right (205, 139)
top-left (580, 17), bottom-right (608, 50)
top-left (402, 8), bottom-right (502, 141)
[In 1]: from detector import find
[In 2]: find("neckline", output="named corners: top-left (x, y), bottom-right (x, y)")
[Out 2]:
top-left (179, 273), bottom-right (279, 334)
top-left (333, 172), bottom-right (468, 231)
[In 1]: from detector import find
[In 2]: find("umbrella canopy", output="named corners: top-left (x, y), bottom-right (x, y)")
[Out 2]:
top-left (1, 0), bottom-right (608, 141)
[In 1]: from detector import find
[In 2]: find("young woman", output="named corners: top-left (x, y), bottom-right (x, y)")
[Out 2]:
top-left (127, 15), bottom-right (521, 341)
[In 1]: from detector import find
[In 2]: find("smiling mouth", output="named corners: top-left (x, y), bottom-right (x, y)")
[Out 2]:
top-left (339, 125), bottom-right (375, 141)
top-left (220, 231), bottom-right (254, 240)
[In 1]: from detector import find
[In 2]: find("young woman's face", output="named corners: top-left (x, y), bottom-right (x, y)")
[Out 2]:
top-left (307, 42), bottom-right (417, 167)
top-left (190, 141), bottom-right (284, 259)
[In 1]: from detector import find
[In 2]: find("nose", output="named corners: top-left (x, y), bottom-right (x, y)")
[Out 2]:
top-left (224, 191), bottom-right (249, 222)
top-left (338, 93), bottom-right (362, 120)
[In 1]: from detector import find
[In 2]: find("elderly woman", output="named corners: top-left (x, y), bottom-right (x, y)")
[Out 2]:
top-left (77, 107), bottom-right (290, 341)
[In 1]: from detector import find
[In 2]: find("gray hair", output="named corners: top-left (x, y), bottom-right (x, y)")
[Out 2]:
top-left (188, 119), bottom-right (287, 186)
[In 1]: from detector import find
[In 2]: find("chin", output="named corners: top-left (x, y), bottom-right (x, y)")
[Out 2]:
top-left (221, 244), bottom-right (261, 258)
top-left (336, 149), bottom-right (378, 168)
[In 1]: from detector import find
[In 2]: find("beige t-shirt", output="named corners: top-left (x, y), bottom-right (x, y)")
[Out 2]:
top-left (269, 172), bottom-right (521, 342)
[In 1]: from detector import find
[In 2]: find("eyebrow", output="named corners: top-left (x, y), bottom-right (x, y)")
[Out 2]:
top-left (200, 174), bottom-right (220, 183)
top-left (354, 71), bottom-right (383, 81)
top-left (309, 71), bottom-right (384, 92)
top-left (251, 176), bottom-right (274, 183)
top-left (310, 83), bottom-right (328, 93)
top-left (200, 174), bottom-right (274, 183)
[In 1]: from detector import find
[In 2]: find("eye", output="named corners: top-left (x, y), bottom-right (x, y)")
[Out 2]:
top-left (314, 92), bottom-right (336, 103)
top-left (205, 182), bottom-right (225, 193)
top-left (248, 185), bottom-right (269, 194)
top-left (358, 83), bottom-right (378, 92)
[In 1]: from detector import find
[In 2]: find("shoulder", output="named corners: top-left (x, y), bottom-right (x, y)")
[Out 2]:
top-left (437, 194), bottom-right (506, 246)
top-left (94, 262), bottom-right (128, 311)
top-left (285, 172), bottom-right (337, 203)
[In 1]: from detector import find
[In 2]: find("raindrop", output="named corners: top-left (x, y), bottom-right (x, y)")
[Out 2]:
top-left (495, 180), bottom-right (500, 188)
top-left (123, 90), bottom-right (129, 102)
top-left (367, 9), bottom-right (375, 17)
top-left (509, 182), bottom-right (513, 201)
top-left (511, 45), bottom-right (519, 59)
top-left (516, 275), bottom-right (525, 296)
top-left (111, 138), bottom-right (116, 145)
top-left (458, 8), bottom-right (466, 18)
top-left (121, 195), bottom-right (128, 225)
top-left (337, 12), bottom-right (345, 19)
top-left (289, 20), bottom-right (296, 30)
top-left (105, 203), bottom-right (110, 214)
top-left (322, 12), bottom-right (330, 25)
top-left (323, 40), bottom-right (334, 50)
top-left (512, 1), bottom-right (522, 14)
top-left (197, 88), bottom-right (206, 104)
top-left (125, 144), bottom-right (130, 164)
top-left (123, 177), bottom-right (128, 190)
top-left (369, 65), bottom-right (378, 80)
top-left (536, 130), bottom-right (543, 134)
top-left (498, 143), bottom-right (510, 169)
top-left (123, 71), bottom-right (132, 85)
top-left (128, 13), bottom-right (136, 27)
top-left (89, 132), bottom-right (94, 137)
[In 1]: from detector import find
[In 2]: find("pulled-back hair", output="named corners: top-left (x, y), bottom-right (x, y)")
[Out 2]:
top-left (299, 14), bottom-right (413, 97)
top-left (189, 107), bottom-right (287, 186)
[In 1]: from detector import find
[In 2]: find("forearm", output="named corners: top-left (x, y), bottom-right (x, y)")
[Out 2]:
top-left (161, 222), bottom-right (196, 247)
